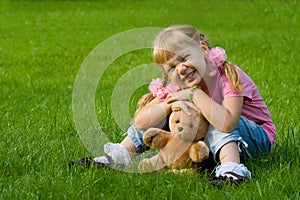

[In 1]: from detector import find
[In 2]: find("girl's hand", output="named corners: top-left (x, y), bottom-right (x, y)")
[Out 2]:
top-left (171, 101), bottom-right (200, 116)
top-left (165, 89), bottom-right (191, 103)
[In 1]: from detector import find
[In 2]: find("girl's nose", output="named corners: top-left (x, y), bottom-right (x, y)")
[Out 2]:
top-left (177, 64), bottom-right (187, 75)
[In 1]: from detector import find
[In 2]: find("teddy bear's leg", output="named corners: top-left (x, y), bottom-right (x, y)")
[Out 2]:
top-left (143, 128), bottom-right (171, 148)
top-left (189, 141), bottom-right (209, 163)
top-left (138, 153), bottom-right (166, 172)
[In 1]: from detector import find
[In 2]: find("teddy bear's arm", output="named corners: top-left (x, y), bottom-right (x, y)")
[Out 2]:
top-left (143, 128), bottom-right (171, 148)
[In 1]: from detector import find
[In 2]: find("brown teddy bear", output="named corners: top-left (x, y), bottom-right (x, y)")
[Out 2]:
top-left (139, 101), bottom-right (210, 173)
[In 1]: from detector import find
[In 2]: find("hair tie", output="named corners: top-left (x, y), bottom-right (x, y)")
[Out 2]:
top-left (149, 78), bottom-right (181, 101)
top-left (208, 47), bottom-right (227, 76)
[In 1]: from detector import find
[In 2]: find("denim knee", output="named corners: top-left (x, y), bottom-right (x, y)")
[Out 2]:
top-left (204, 125), bottom-right (240, 162)
top-left (204, 116), bottom-right (271, 162)
top-left (237, 116), bottom-right (270, 157)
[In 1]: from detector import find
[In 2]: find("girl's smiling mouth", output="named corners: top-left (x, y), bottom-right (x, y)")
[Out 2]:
top-left (182, 70), bottom-right (196, 81)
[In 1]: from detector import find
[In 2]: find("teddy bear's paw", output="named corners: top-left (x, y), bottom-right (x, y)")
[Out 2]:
top-left (143, 128), bottom-right (168, 148)
top-left (138, 157), bottom-right (166, 172)
top-left (138, 158), bottom-right (153, 172)
top-left (170, 168), bottom-right (197, 175)
top-left (189, 141), bottom-right (209, 163)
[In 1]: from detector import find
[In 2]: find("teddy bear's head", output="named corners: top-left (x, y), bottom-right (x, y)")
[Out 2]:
top-left (169, 101), bottom-right (209, 142)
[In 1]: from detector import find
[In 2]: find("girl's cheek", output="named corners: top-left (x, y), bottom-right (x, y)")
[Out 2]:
top-left (193, 60), bottom-right (207, 74)
top-left (173, 78), bottom-right (186, 88)
top-left (169, 74), bottom-right (180, 84)
top-left (169, 73), bottom-right (177, 81)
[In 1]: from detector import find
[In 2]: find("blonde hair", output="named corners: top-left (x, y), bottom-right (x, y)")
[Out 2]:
top-left (223, 61), bottom-right (243, 91)
top-left (153, 24), bottom-right (243, 91)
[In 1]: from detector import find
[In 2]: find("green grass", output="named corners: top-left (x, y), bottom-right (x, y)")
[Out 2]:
top-left (0, 0), bottom-right (299, 199)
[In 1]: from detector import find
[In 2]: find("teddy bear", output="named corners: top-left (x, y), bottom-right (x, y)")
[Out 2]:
top-left (139, 100), bottom-right (210, 173)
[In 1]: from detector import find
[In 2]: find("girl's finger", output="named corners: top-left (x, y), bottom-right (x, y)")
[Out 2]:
top-left (180, 102), bottom-right (191, 115)
top-left (165, 96), bottom-right (172, 103)
top-left (185, 101), bottom-right (200, 112)
top-left (166, 94), bottom-right (179, 103)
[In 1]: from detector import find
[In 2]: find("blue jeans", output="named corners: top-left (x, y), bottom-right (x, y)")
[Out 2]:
top-left (204, 115), bottom-right (271, 162)
top-left (126, 124), bottom-right (148, 153)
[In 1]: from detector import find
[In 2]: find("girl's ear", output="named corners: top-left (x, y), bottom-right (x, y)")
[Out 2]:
top-left (200, 41), bottom-right (210, 52)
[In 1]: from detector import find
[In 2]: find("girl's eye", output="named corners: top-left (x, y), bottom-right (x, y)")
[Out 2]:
top-left (181, 55), bottom-right (189, 62)
top-left (167, 66), bottom-right (175, 73)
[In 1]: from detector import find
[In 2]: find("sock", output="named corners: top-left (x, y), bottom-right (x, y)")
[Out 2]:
top-left (215, 162), bottom-right (251, 179)
top-left (93, 156), bottom-right (110, 164)
top-left (93, 142), bottom-right (132, 165)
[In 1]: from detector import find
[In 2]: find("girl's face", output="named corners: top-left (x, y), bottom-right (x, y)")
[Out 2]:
top-left (162, 43), bottom-right (208, 88)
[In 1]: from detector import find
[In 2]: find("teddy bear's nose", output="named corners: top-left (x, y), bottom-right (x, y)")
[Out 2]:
top-left (178, 127), bottom-right (183, 132)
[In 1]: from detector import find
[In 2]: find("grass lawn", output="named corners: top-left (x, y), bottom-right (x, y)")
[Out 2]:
top-left (0, 0), bottom-right (299, 199)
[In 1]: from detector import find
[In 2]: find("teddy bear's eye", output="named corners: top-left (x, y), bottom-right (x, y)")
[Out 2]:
top-left (175, 119), bottom-right (180, 123)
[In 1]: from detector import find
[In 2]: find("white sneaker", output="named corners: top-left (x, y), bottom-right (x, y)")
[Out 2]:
top-left (215, 162), bottom-right (252, 179)
top-left (210, 162), bottom-right (251, 186)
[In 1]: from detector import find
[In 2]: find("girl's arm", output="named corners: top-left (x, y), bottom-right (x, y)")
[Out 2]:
top-left (134, 97), bottom-right (172, 130)
top-left (167, 89), bottom-right (243, 133)
top-left (192, 89), bottom-right (243, 132)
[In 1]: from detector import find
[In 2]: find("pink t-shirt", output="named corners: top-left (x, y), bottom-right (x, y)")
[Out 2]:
top-left (211, 66), bottom-right (276, 149)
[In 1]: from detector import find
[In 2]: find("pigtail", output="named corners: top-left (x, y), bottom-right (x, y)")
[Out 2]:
top-left (223, 61), bottom-right (243, 92)
top-left (162, 72), bottom-right (168, 87)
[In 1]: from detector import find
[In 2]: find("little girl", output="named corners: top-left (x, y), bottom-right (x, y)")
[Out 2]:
top-left (138, 24), bottom-right (275, 185)
top-left (73, 25), bottom-right (276, 185)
